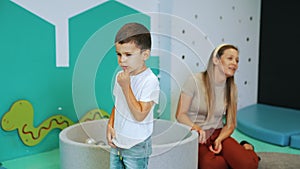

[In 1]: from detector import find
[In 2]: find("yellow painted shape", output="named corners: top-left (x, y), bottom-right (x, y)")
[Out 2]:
top-left (1, 100), bottom-right (110, 146)
top-left (79, 108), bottom-right (110, 122)
top-left (1, 100), bottom-right (74, 146)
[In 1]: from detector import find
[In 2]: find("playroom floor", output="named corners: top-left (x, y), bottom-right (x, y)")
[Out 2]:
top-left (2, 129), bottom-right (300, 169)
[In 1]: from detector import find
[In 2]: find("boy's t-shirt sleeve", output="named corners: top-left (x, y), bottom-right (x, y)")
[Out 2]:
top-left (139, 76), bottom-right (160, 104)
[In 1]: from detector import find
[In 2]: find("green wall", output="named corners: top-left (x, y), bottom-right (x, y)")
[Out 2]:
top-left (0, 0), bottom-right (160, 161)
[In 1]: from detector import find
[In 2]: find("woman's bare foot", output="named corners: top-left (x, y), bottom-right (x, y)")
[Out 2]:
top-left (240, 140), bottom-right (254, 150)
top-left (240, 140), bottom-right (261, 161)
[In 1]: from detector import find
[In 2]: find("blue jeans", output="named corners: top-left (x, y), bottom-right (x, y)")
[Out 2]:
top-left (110, 137), bottom-right (152, 169)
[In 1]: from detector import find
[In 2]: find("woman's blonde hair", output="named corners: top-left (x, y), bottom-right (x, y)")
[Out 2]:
top-left (203, 44), bottom-right (238, 127)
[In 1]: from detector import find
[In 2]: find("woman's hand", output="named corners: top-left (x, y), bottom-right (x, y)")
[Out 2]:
top-left (191, 124), bottom-right (207, 144)
top-left (209, 139), bottom-right (222, 154)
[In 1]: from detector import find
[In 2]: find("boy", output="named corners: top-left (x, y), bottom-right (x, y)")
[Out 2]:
top-left (106, 22), bottom-right (160, 169)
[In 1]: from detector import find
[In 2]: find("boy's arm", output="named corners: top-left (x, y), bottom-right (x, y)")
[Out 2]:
top-left (123, 87), bottom-right (154, 122)
top-left (118, 69), bottom-right (154, 122)
top-left (108, 107), bottom-right (115, 127)
top-left (106, 107), bottom-right (116, 148)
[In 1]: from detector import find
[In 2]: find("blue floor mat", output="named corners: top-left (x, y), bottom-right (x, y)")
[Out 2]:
top-left (237, 104), bottom-right (300, 147)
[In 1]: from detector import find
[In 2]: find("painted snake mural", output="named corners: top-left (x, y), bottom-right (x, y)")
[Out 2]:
top-left (1, 100), bottom-right (109, 146)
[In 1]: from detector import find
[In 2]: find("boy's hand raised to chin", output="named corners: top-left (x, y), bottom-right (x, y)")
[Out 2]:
top-left (117, 68), bottom-right (130, 88)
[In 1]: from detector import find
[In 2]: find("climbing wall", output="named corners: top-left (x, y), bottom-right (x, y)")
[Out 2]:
top-left (164, 0), bottom-right (261, 119)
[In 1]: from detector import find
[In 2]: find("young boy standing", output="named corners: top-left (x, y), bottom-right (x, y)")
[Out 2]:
top-left (106, 22), bottom-right (160, 169)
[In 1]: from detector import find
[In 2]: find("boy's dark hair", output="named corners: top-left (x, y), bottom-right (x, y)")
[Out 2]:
top-left (115, 22), bottom-right (151, 50)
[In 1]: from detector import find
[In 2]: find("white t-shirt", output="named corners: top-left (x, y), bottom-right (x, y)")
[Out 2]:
top-left (113, 68), bottom-right (160, 149)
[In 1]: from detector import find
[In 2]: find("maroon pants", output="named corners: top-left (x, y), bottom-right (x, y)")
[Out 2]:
top-left (198, 129), bottom-right (259, 169)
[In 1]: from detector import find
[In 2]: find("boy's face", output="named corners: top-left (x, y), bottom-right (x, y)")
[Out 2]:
top-left (115, 41), bottom-right (150, 76)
